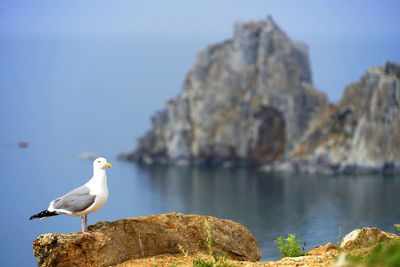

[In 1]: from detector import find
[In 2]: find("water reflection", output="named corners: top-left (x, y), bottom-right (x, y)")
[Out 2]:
top-left (134, 163), bottom-right (400, 260)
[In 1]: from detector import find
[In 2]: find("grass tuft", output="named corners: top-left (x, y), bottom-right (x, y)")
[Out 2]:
top-left (336, 225), bottom-right (344, 247)
top-left (178, 244), bottom-right (189, 258)
top-left (205, 219), bottom-right (213, 255)
top-left (274, 233), bottom-right (307, 258)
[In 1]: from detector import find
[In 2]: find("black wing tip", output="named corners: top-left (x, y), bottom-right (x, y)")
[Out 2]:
top-left (30, 210), bottom-right (59, 220)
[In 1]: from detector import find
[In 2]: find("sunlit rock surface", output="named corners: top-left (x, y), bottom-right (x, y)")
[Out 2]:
top-left (340, 227), bottom-right (399, 250)
top-left (33, 213), bottom-right (261, 267)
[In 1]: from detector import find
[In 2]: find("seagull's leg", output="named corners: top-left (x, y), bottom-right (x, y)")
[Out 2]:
top-left (85, 215), bottom-right (95, 233)
top-left (82, 215), bottom-right (93, 237)
top-left (81, 216), bottom-right (85, 233)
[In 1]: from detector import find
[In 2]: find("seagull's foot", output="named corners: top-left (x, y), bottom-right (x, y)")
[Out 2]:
top-left (82, 230), bottom-right (94, 237)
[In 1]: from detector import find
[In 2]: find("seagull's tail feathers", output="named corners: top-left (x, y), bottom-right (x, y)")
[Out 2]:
top-left (30, 210), bottom-right (59, 220)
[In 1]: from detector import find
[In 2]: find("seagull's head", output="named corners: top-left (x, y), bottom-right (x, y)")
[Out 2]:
top-left (93, 157), bottom-right (112, 170)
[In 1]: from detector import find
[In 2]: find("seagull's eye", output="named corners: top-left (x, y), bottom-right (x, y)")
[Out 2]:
top-left (98, 160), bottom-right (101, 163)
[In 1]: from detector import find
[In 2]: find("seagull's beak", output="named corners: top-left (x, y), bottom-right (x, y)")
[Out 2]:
top-left (104, 163), bottom-right (112, 168)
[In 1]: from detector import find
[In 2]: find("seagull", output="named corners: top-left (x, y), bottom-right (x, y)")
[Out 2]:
top-left (30, 157), bottom-right (111, 236)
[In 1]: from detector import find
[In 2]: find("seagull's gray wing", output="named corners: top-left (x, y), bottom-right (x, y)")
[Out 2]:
top-left (52, 185), bottom-right (95, 213)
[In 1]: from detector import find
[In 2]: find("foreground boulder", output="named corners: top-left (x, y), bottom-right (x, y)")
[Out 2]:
top-left (33, 213), bottom-right (261, 267)
top-left (340, 227), bottom-right (399, 250)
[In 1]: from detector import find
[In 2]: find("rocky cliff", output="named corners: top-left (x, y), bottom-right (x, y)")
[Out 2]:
top-left (121, 17), bottom-right (400, 173)
top-left (292, 62), bottom-right (400, 173)
top-left (123, 17), bottom-right (327, 165)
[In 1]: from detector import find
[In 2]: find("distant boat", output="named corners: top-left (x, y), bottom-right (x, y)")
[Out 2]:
top-left (19, 141), bottom-right (28, 148)
top-left (77, 152), bottom-right (99, 160)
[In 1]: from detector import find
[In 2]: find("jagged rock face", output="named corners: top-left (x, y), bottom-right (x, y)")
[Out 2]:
top-left (293, 62), bottom-right (400, 173)
top-left (129, 18), bottom-right (327, 165)
top-left (33, 213), bottom-right (261, 267)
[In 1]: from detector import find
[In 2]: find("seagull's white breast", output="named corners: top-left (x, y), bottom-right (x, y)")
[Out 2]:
top-left (86, 185), bottom-right (108, 214)
top-left (77, 170), bottom-right (109, 216)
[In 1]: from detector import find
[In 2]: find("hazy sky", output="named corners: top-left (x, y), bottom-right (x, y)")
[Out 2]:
top-left (1, 0), bottom-right (399, 37)
top-left (1, 0), bottom-right (400, 36)
top-left (1, 0), bottom-right (400, 102)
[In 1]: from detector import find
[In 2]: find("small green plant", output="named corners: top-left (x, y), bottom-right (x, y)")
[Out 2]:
top-left (205, 219), bottom-right (213, 255)
top-left (178, 244), bottom-right (189, 258)
top-left (274, 234), bottom-right (307, 258)
top-left (214, 253), bottom-right (222, 263)
top-left (193, 258), bottom-right (213, 267)
top-left (336, 225), bottom-right (344, 246)
top-left (214, 253), bottom-right (235, 267)
top-left (192, 253), bottom-right (235, 267)
top-left (170, 261), bottom-right (181, 267)
top-left (194, 220), bottom-right (235, 267)
top-left (395, 224), bottom-right (400, 235)
top-left (344, 239), bottom-right (400, 267)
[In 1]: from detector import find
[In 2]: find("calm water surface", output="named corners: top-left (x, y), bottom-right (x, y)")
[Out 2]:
top-left (1, 147), bottom-right (400, 266)
top-left (1, 33), bottom-right (400, 266)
